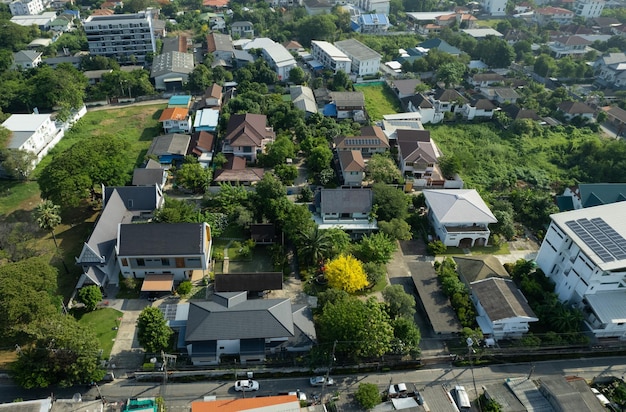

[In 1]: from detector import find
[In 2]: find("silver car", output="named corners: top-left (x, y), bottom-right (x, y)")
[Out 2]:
top-left (310, 376), bottom-right (334, 386)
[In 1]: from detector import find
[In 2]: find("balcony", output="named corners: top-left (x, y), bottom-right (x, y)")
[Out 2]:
top-left (443, 224), bottom-right (489, 234)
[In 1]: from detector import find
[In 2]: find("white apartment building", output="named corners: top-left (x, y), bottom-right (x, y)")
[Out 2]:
top-left (9, 0), bottom-right (44, 16)
top-left (335, 38), bottom-right (381, 77)
top-left (480, 0), bottom-right (507, 16)
top-left (574, 0), bottom-right (605, 18)
top-left (311, 40), bottom-right (351, 74)
top-left (357, 0), bottom-right (390, 15)
top-left (84, 11), bottom-right (157, 63)
top-left (2, 114), bottom-right (64, 165)
top-left (242, 37), bottom-right (296, 81)
top-left (535, 202), bottom-right (626, 339)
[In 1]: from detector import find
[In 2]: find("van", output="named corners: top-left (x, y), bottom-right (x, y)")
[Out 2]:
top-left (453, 386), bottom-right (470, 410)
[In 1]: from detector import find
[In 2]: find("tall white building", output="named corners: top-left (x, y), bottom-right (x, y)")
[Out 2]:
top-left (574, 0), bottom-right (605, 18)
top-left (480, 0), bottom-right (507, 16)
top-left (84, 11), bottom-right (156, 63)
top-left (311, 40), bottom-right (351, 74)
top-left (535, 202), bottom-right (626, 338)
top-left (9, 0), bottom-right (44, 16)
top-left (335, 38), bottom-right (381, 77)
top-left (242, 38), bottom-right (296, 81)
top-left (357, 0), bottom-right (390, 15)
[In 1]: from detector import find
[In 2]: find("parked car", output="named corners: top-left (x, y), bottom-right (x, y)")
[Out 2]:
top-left (234, 379), bottom-right (259, 392)
top-left (415, 390), bottom-right (424, 405)
top-left (388, 383), bottom-right (408, 398)
top-left (289, 390), bottom-right (307, 401)
top-left (310, 376), bottom-right (334, 386)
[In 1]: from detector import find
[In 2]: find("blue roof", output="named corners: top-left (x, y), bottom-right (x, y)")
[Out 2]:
top-left (168, 95), bottom-right (192, 105)
top-left (351, 20), bottom-right (360, 31)
top-left (360, 13), bottom-right (389, 25)
top-left (193, 108), bottom-right (219, 130)
top-left (417, 38), bottom-right (462, 55)
top-left (323, 103), bottom-right (337, 117)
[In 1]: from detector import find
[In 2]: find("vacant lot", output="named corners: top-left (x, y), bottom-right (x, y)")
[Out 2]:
top-left (75, 307), bottom-right (123, 359)
top-left (354, 83), bottom-right (402, 121)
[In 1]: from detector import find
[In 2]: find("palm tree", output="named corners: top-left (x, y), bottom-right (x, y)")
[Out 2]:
top-left (298, 226), bottom-right (334, 268)
top-left (34, 200), bottom-right (62, 249)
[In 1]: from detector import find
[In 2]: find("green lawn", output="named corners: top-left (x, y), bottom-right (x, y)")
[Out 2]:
top-left (354, 83), bottom-right (402, 121)
top-left (0, 180), bottom-right (41, 216)
top-left (75, 307), bottom-right (123, 360)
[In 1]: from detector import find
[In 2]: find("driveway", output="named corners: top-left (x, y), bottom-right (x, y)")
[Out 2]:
top-left (108, 298), bottom-right (151, 376)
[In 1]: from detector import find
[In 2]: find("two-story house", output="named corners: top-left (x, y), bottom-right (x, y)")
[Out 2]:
top-left (469, 72), bottom-right (505, 88)
top-left (429, 88), bottom-right (468, 114)
top-left (193, 108), bottom-right (219, 133)
top-left (231, 21), bottom-right (254, 38)
top-left (535, 202), bottom-right (626, 338)
top-left (391, 78), bottom-right (422, 100)
top-left (462, 98), bottom-right (496, 120)
top-left (549, 35), bottom-right (592, 58)
top-left (330, 92), bottom-right (366, 121)
top-left (396, 129), bottom-right (441, 178)
top-left (353, 13), bottom-right (391, 34)
top-left (206, 32), bottom-right (234, 62)
top-left (189, 131), bottom-right (215, 168)
top-left (314, 188), bottom-right (377, 237)
top-left (203, 84), bottom-right (223, 108)
top-left (337, 150), bottom-right (366, 187)
top-left (401, 94), bottom-right (440, 124)
top-left (1, 113), bottom-right (64, 166)
top-left (423, 189), bottom-right (497, 247)
top-left (159, 107), bottom-right (192, 134)
top-left (242, 38), bottom-right (296, 81)
top-left (11, 50), bottom-right (41, 69)
top-left (311, 40), bottom-right (351, 74)
top-left (557, 101), bottom-right (595, 121)
top-left (116, 222), bottom-right (212, 283)
top-left (333, 125), bottom-right (389, 158)
top-left (221, 113), bottom-right (275, 162)
top-left (593, 52), bottom-right (626, 89)
top-left (534, 6), bottom-right (575, 25)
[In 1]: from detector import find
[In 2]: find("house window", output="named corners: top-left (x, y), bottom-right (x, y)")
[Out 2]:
top-left (121, 258), bottom-right (128, 266)
top-left (136, 258), bottom-right (145, 266)
top-left (243, 146), bottom-right (252, 153)
top-left (161, 258), bottom-right (170, 266)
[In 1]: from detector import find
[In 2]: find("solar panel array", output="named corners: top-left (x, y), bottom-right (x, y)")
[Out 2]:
top-left (565, 218), bottom-right (626, 263)
top-left (162, 304), bottom-right (177, 321)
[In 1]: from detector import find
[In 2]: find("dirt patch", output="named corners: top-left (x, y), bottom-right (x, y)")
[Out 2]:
top-left (0, 350), bottom-right (18, 368)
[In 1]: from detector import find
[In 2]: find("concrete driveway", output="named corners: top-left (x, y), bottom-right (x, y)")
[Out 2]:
top-left (108, 299), bottom-right (151, 376)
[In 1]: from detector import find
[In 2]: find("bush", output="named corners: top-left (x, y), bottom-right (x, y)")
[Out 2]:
top-left (78, 285), bottom-right (102, 311)
top-left (177, 281), bottom-right (193, 296)
top-left (427, 240), bottom-right (447, 255)
top-left (355, 383), bottom-right (382, 410)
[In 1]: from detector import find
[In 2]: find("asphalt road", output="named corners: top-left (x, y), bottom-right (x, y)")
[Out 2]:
top-left (2, 357), bottom-right (625, 409)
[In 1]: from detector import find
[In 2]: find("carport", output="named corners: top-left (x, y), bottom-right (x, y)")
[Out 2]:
top-left (141, 274), bottom-right (175, 292)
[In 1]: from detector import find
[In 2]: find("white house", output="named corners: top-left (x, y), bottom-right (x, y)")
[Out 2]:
top-left (334, 39), bottom-right (382, 77)
top-left (535, 202), bottom-right (626, 338)
top-left (159, 107), bottom-right (192, 134)
top-left (462, 98), bottom-right (496, 120)
top-left (480, 0), bottom-right (507, 16)
top-left (242, 37), bottom-right (296, 81)
top-left (313, 188), bottom-right (377, 237)
top-left (1, 113), bottom-right (65, 165)
top-left (423, 189), bottom-right (497, 247)
top-left (574, 0), bottom-right (605, 19)
top-left (230, 20), bottom-right (254, 38)
top-left (337, 150), bottom-right (365, 187)
top-left (471, 278), bottom-right (539, 340)
top-left (311, 40), bottom-right (351, 74)
top-left (11, 50), bottom-right (42, 69)
top-left (9, 0), bottom-right (44, 16)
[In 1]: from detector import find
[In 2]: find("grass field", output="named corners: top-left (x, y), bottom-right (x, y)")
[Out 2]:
top-left (75, 307), bottom-right (123, 360)
top-left (354, 83), bottom-right (402, 121)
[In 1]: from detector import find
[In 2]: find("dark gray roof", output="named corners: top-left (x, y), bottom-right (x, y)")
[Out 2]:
top-left (392, 79), bottom-right (421, 96)
top-left (117, 223), bottom-right (205, 256)
top-left (432, 88), bottom-right (467, 103)
top-left (539, 376), bottom-right (606, 412)
top-left (453, 255), bottom-right (509, 285)
top-left (147, 133), bottom-right (190, 156)
top-left (132, 167), bottom-right (166, 186)
top-left (319, 188), bottom-right (372, 215)
top-left (401, 93), bottom-right (433, 109)
top-left (185, 292), bottom-right (295, 341)
top-left (472, 98), bottom-right (496, 110)
top-left (214, 272), bottom-right (283, 292)
top-left (250, 223), bottom-right (277, 243)
top-left (150, 51), bottom-right (194, 78)
top-left (396, 129), bottom-right (437, 163)
top-left (470, 278), bottom-right (537, 321)
top-left (103, 185), bottom-right (160, 211)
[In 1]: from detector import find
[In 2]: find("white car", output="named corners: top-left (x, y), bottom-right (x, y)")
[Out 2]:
top-left (310, 376), bottom-right (334, 386)
top-left (234, 379), bottom-right (259, 392)
top-left (288, 390), bottom-right (307, 401)
top-left (388, 383), bottom-right (408, 398)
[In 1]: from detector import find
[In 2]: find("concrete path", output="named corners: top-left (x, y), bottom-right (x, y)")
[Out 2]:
top-left (107, 299), bottom-right (151, 376)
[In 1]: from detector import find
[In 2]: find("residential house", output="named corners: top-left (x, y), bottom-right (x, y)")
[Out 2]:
top-left (159, 107), bottom-right (192, 134)
top-left (502, 104), bottom-right (540, 121)
top-left (83, 11), bottom-right (157, 63)
top-left (353, 13), bottom-right (391, 34)
top-left (556, 183), bottom-right (626, 211)
top-left (480, 0), bottom-right (507, 15)
top-left (230, 20), bottom-right (254, 38)
top-left (202, 84), bottom-right (223, 108)
top-left (422, 189), bottom-right (497, 247)
top-left (461, 28), bottom-right (504, 39)
top-left (535, 202), bottom-right (626, 338)
top-left (313, 188), bottom-right (378, 236)
top-left (469, 72), bottom-right (505, 88)
top-left (574, 0), bottom-right (605, 19)
top-left (191, 395), bottom-right (301, 412)
top-left (27, 37), bottom-right (52, 49)
top-left (391, 78), bottom-right (422, 99)
top-left (132, 159), bottom-right (168, 189)
top-left (592, 17), bottom-right (620, 33)
top-left (241, 38), bottom-right (296, 81)
top-left (116, 222), bottom-right (212, 285)
top-left (11, 50), bottom-right (41, 69)
top-left (282, 40), bottom-right (304, 52)
top-left (396, 129), bottom-right (441, 179)
top-left (289, 85), bottom-right (317, 117)
top-left (151, 51), bottom-right (194, 91)
top-left (212, 155), bottom-right (264, 185)
top-left (222, 113), bottom-right (275, 162)
top-left (593, 53), bottom-right (626, 89)
top-left (337, 150), bottom-right (366, 186)
top-left (453, 255), bottom-right (511, 287)
top-left (549, 35), bottom-right (592, 58)
top-left (1, 113), bottom-right (64, 166)
top-left (334, 39), bottom-right (382, 77)
top-left (330, 91), bottom-right (366, 121)
top-left (311, 40), bottom-right (351, 74)
top-left (49, 15), bottom-right (73, 32)
top-left (604, 106), bottom-right (626, 135)
top-left (75, 185), bottom-right (164, 289)
top-left (193, 108), bottom-right (219, 132)
top-left (470, 278), bottom-right (539, 340)
top-left (485, 87), bottom-right (521, 105)
top-left (147, 133), bottom-right (191, 165)
top-left (9, 0), bottom-right (44, 15)
top-left (429, 88), bottom-right (468, 114)
top-left (558, 101), bottom-right (595, 121)
top-left (334, 125), bottom-right (389, 157)
top-left (189, 131), bottom-right (215, 168)
top-left (179, 291), bottom-right (315, 364)
top-left (462, 98), bottom-right (496, 120)
top-left (303, 0), bottom-right (333, 16)
top-left (401, 94), bottom-right (439, 124)
top-left (417, 38), bottom-right (462, 56)
top-left (381, 113), bottom-right (426, 140)
top-left (214, 272), bottom-right (283, 293)
top-left (206, 32), bottom-right (234, 62)
top-left (84, 69), bottom-right (112, 85)
top-left (435, 12), bottom-right (478, 28)
top-left (534, 7), bottom-right (575, 25)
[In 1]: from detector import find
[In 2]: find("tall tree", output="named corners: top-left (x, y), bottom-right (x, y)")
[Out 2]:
top-left (436, 62), bottom-right (466, 88)
top-left (372, 183), bottom-right (409, 222)
top-left (136, 306), bottom-right (173, 353)
top-left (77, 285), bottom-right (103, 311)
top-left (356, 232), bottom-right (397, 264)
top-left (33, 200), bottom-right (61, 249)
top-left (0, 148), bottom-right (36, 180)
top-left (297, 226), bottom-right (334, 267)
top-left (382, 284), bottom-right (416, 320)
top-left (365, 153), bottom-right (402, 184)
top-left (324, 254), bottom-right (369, 293)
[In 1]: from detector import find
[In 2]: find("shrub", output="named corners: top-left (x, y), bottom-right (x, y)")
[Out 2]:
top-left (427, 240), bottom-right (447, 255)
top-left (177, 281), bottom-right (193, 296)
top-left (355, 383), bottom-right (381, 410)
top-left (78, 285), bottom-right (102, 311)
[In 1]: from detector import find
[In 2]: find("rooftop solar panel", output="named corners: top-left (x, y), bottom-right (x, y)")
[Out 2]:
top-left (565, 218), bottom-right (626, 263)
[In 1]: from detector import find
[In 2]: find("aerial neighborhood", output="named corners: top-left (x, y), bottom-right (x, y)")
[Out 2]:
top-left (1, 0), bottom-right (626, 409)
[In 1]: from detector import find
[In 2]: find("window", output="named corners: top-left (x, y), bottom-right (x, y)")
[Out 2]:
top-left (136, 258), bottom-right (145, 266)
top-left (161, 258), bottom-right (170, 266)
top-left (121, 258), bottom-right (128, 266)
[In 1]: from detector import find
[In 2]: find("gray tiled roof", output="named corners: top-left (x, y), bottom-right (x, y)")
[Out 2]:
top-left (320, 188), bottom-right (372, 215)
top-left (470, 278), bottom-right (537, 321)
top-left (103, 185), bottom-right (160, 211)
top-left (214, 272), bottom-right (283, 292)
top-left (117, 223), bottom-right (204, 256)
top-left (453, 255), bottom-right (510, 284)
top-left (150, 51), bottom-right (194, 78)
top-left (147, 133), bottom-right (190, 156)
top-left (423, 189), bottom-right (497, 224)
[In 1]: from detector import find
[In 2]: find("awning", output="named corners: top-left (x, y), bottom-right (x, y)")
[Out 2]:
top-left (141, 274), bottom-right (175, 292)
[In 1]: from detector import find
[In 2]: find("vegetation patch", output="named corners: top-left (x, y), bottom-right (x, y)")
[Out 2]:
top-left (354, 83), bottom-right (402, 121)
top-left (75, 307), bottom-right (123, 359)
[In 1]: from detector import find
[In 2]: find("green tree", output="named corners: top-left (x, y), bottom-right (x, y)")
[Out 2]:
top-left (356, 232), bottom-right (397, 264)
top-left (136, 306), bottom-right (173, 353)
top-left (363, 261), bottom-right (386, 287)
top-left (175, 159), bottom-right (212, 194)
top-left (427, 240), bottom-right (447, 255)
top-left (307, 145), bottom-right (333, 174)
top-left (382, 284), bottom-right (416, 320)
top-left (261, 135), bottom-right (295, 167)
top-left (372, 183), bottom-right (409, 222)
top-left (474, 36), bottom-right (515, 68)
top-left (11, 315), bottom-right (105, 388)
top-left (274, 164), bottom-right (298, 185)
top-left (437, 155), bottom-right (461, 179)
top-left (436, 62), bottom-right (466, 88)
top-left (288, 66), bottom-right (306, 84)
top-left (534, 54), bottom-right (557, 78)
top-left (378, 218), bottom-right (412, 241)
top-left (186, 66), bottom-right (213, 93)
top-left (324, 254), bottom-right (369, 293)
top-left (355, 383), bottom-right (382, 410)
top-left (177, 281), bottom-right (193, 296)
top-left (29, 64), bottom-right (88, 120)
top-left (392, 317), bottom-right (421, 356)
top-left (33, 200), bottom-right (61, 249)
top-left (298, 226), bottom-right (334, 267)
top-left (365, 153), bottom-right (402, 183)
top-left (77, 286), bottom-right (102, 311)
top-left (0, 149), bottom-right (36, 180)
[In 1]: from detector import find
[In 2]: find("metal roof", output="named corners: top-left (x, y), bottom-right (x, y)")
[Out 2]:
top-left (423, 189), bottom-right (497, 224)
top-left (335, 38), bottom-right (381, 61)
top-left (117, 223), bottom-right (206, 256)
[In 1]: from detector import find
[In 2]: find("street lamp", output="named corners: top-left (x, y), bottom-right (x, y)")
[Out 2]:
top-left (466, 337), bottom-right (482, 412)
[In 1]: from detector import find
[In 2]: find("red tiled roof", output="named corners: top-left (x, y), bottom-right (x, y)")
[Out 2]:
top-left (192, 396), bottom-right (298, 412)
top-left (159, 107), bottom-right (189, 122)
top-left (203, 0), bottom-right (229, 7)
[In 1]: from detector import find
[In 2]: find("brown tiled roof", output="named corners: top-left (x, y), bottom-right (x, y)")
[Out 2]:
top-left (433, 88), bottom-right (467, 103)
top-left (558, 101), bottom-right (594, 114)
top-left (159, 107), bottom-right (189, 122)
top-left (555, 35), bottom-right (591, 46)
top-left (224, 113), bottom-right (274, 147)
top-left (282, 40), bottom-right (303, 50)
top-left (203, 0), bottom-right (229, 7)
top-left (338, 150), bottom-right (365, 172)
top-left (91, 8), bottom-right (114, 15)
top-left (205, 83), bottom-right (223, 99)
top-left (223, 155), bottom-right (247, 170)
top-left (189, 131), bottom-right (215, 154)
top-left (536, 6), bottom-right (573, 15)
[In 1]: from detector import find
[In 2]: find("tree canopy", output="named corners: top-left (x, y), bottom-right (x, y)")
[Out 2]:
top-left (365, 153), bottom-right (402, 184)
top-left (324, 254), bottom-right (368, 293)
top-left (137, 306), bottom-right (173, 353)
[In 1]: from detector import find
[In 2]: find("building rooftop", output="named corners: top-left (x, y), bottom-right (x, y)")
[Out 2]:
top-left (423, 189), bottom-right (497, 224)
top-left (335, 38), bottom-right (382, 61)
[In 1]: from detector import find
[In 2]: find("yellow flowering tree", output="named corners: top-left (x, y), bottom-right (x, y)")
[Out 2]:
top-left (324, 254), bottom-right (368, 293)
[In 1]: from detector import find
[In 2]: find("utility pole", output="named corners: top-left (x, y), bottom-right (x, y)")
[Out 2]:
top-left (320, 340), bottom-right (337, 405)
top-left (467, 337), bottom-right (482, 412)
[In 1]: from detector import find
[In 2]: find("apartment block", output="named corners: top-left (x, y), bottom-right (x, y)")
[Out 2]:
top-left (311, 40), bottom-right (351, 74)
top-left (335, 38), bottom-right (382, 77)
